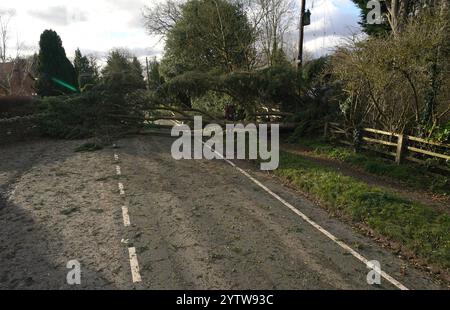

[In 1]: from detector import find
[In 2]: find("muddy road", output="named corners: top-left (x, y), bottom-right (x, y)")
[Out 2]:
top-left (0, 136), bottom-right (445, 289)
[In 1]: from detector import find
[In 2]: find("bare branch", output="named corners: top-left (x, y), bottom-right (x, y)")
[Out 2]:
top-left (0, 10), bottom-right (15, 63)
top-left (142, 1), bottom-right (184, 36)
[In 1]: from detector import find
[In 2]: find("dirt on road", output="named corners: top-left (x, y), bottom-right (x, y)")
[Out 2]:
top-left (0, 136), bottom-right (447, 289)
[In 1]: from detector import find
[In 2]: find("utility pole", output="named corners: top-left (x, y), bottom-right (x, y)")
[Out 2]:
top-left (297, 0), bottom-right (306, 70)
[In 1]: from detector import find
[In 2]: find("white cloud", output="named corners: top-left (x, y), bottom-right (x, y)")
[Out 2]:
top-left (28, 6), bottom-right (89, 26)
top-left (303, 0), bottom-right (362, 56)
top-left (0, 0), bottom-right (361, 62)
top-left (1, 0), bottom-right (162, 61)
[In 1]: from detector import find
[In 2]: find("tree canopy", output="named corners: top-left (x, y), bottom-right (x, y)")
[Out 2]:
top-left (101, 49), bottom-right (146, 92)
top-left (74, 48), bottom-right (99, 90)
top-left (352, 0), bottom-right (390, 36)
top-left (352, 0), bottom-right (449, 36)
top-left (147, 58), bottom-right (165, 91)
top-left (162, 0), bottom-right (256, 75)
top-left (36, 30), bottom-right (78, 96)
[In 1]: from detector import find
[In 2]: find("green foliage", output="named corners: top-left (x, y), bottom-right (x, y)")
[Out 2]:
top-left (36, 94), bottom-right (94, 139)
top-left (275, 151), bottom-right (450, 268)
top-left (163, 0), bottom-right (255, 74)
top-left (192, 91), bottom-right (232, 118)
top-left (132, 57), bottom-right (146, 87)
top-left (158, 65), bottom-right (302, 118)
top-left (217, 65), bottom-right (302, 117)
top-left (102, 50), bottom-right (146, 92)
top-left (351, 0), bottom-right (391, 36)
top-left (353, 0), bottom-right (448, 36)
top-left (36, 30), bottom-right (78, 96)
top-left (270, 47), bottom-right (291, 67)
top-left (288, 57), bottom-right (342, 138)
top-left (74, 49), bottom-right (98, 90)
top-left (37, 86), bottom-right (147, 142)
top-left (147, 58), bottom-right (165, 91)
top-left (433, 121), bottom-right (450, 143)
top-left (37, 50), bottom-right (149, 142)
top-left (302, 56), bottom-right (328, 83)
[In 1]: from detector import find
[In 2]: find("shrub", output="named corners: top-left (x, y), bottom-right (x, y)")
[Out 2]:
top-left (0, 96), bottom-right (36, 118)
top-left (329, 10), bottom-right (450, 137)
top-left (36, 84), bottom-right (147, 142)
top-left (433, 121), bottom-right (450, 143)
top-left (36, 94), bottom-right (95, 139)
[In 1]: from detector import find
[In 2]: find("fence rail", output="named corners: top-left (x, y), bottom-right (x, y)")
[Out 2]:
top-left (324, 123), bottom-right (450, 167)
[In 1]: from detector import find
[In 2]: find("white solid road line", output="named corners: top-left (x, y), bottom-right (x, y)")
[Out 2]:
top-left (201, 140), bottom-right (409, 290)
top-left (128, 247), bottom-right (142, 283)
top-left (122, 206), bottom-right (131, 227)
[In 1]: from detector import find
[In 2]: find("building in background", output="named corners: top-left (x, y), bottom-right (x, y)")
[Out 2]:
top-left (0, 61), bottom-right (36, 96)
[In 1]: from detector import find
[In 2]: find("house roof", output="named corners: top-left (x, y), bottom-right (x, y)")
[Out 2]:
top-left (0, 62), bottom-right (36, 96)
top-left (0, 62), bottom-right (14, 81)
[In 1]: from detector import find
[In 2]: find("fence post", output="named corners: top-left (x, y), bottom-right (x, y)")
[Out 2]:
top-left (323, 122), bottom-right (328, 139)
top-left (395, 134), bottom-right (405, 164)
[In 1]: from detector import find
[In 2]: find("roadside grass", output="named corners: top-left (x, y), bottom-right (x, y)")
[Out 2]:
top-left (274, 151), bottom-right (450, 269)
top-left (293, 138), bottom-right (450, 196)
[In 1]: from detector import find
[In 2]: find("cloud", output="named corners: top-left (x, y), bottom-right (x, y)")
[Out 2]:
top-left (303, 0), bottom-right (362, 56)
top-left (2, 0), bottom-right (361, 62)
top-left (0, 8), bottom-right (16, 16)
top-left (79, 46), bottom-right (162, 59)
top-left (1, 0), bottom-right (162, 61)
top-left (273, 0), bottom-right (362, 58)
top-left (110, 0), bottom-right (147, 11)
top-left (129, 47), bottom-right (163, 58)
top-left (109, 0), bottom-right (147, 29)
top-left (28, 6), bottom-right (88, 26)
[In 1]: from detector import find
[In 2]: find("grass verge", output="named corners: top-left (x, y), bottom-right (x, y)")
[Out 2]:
top-left (274, 151), bottom-right (450, 269)
top-left (295, 138), bottom-right (450, 196)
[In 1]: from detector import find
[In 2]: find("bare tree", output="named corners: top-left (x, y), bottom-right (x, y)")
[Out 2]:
top-left (330, 7), bottom-right (449, 136)
top-left (264, 0), bottom-right (296, 66)
top-left (240, 0), bottom-right (296, 67)
top-left (142, 0), bottom-right (296, 67)
top-left (0, 10), bottom-right (15, 63)
top-left (386, 0), bottom-right (448, 34)
top-left (142, 0), bottom-right (184, 36)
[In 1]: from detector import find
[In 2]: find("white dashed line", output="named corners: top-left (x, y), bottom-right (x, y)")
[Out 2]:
top-left (128, 247), bottom-right (142, 283)
top-left (118, 183), bottom-right (125, 195)
top-left (200, 140), bottom-right (409, 290)
top-left (114, 153), bottom-right (142, 283)
top-left (122, 206), bottom-right (131, 227)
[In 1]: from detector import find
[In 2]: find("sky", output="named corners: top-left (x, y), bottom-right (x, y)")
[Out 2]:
top-left (303, 0), bottom-right (362, 57)
top-left (0, 0), bottom-right (362, 63)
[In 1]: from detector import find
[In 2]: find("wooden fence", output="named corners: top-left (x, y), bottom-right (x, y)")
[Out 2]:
top-left (324, 122), bottom-right (450, 167)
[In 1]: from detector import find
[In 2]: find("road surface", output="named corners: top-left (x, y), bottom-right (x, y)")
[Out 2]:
top-left (0, 135), bottom-right (445, 289)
